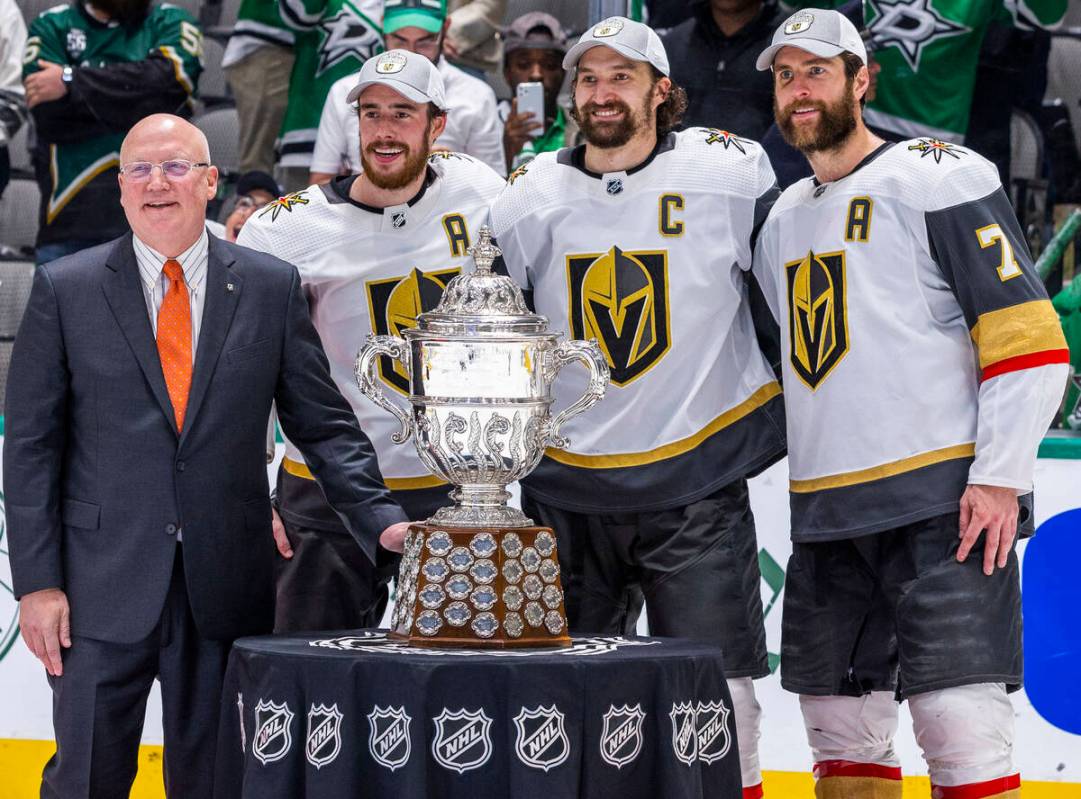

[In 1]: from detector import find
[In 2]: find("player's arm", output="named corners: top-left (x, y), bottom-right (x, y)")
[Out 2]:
top-left (310, 84), bottom-right (351, 184)
top-left (926, 164), bottom-right (1069, 572)
top-left (27, 10), bottom-right (203, 144)
top-left (745, 147), bottom-right (784, 374)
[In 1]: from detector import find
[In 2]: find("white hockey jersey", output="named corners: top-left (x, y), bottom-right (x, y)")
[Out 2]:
top-left (238, 152), bottom-right (506, 497)
top-left (753, 138), bottom-right (1069, 541)
top-left (490, 129), bottom-right (787, 513)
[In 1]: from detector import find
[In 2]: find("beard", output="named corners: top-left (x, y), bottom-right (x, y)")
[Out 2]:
top-left (776, 83), bottom-right (858, 154)
top-left (575, 94), bottom-right (651, 149)
top-left (360, 138), bottom-right (430, 190)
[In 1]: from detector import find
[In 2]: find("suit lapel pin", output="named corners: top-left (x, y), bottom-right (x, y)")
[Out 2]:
top-left (226, 282), bottom-right (235, 292)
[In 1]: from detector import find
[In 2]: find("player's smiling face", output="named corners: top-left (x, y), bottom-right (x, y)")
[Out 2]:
top-left (357, 83), bottom-right (446, 190)
top-left (573, 47), bottom-right (665, 149)
top-left (772, 46), bottom-right (862, 153)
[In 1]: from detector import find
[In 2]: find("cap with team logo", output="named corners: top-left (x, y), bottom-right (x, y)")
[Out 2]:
top-left (755, 9), bottom-right (866, 71)
top-left (345, 49), bottom-right (448, 110)
top-left (383, 0), bottom-right (446, 36)
top-left (562, 16), bottom-right (669, 77)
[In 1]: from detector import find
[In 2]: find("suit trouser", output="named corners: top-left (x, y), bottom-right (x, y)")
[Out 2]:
top-left (42, 549), bottom-right (230, 799)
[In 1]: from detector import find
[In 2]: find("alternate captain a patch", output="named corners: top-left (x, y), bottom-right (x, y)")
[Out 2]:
top-left (366, 267), bottom-right (460, 394)
top-left (785, 249), bottom-right (849, 390)
top-left (566, 247), bottom-right (671, 387)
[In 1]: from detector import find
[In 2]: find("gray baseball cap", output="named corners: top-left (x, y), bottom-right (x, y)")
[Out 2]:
top-left (756, 9), bottom-right (867, 71)
top-left (562, 16), bottom-right (669, 77)
top-left (345, 49), bottom-right (448, 110)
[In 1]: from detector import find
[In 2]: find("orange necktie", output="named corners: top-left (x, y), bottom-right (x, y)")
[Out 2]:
top-left (157, 259), bottom-right (193, 431)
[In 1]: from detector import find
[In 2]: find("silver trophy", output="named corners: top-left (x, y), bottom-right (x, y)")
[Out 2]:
top-left (356, 226), bottom-right (609, 529)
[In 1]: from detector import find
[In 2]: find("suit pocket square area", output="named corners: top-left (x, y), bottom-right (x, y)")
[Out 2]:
top-left (226, 338), bottom-right (273, 365)
top-left (62, 498), bottom-right (101, 530)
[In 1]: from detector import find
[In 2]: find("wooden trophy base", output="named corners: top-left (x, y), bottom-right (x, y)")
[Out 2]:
top-left (389, 523), bottom-right (571, 649)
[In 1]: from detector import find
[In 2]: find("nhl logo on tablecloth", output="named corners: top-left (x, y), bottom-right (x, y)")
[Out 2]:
top-left (432, 708), bottom-right (493, 773)
top-left (695, 700), bottom-right (732, 764)
top-left (514, 705), bottom-right (569, 771)
top-left (253, 699), bottom-right (295, 765)
top-left (305, 703), bottom-right (343, 769)
top-left (600, 704), bottom-right (645, 769)
top-left (670, 702), bottom-right (698, 765)
top-left (367, 705), bottom-right (412, 771)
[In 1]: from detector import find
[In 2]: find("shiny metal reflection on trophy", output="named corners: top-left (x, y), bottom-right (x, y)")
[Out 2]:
top-left (356, 226), bottom-right (609, 647)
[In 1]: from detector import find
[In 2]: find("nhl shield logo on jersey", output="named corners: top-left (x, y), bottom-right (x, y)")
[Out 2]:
top-left (600, 704), bottom-right (646, 769)
top-left (785, 249), bottom-right (849, 390)
top-left (367, 267), bottom-right (461, 394)
top-left (514, 705), bottom-right (570, 771)
top-left (669, 702), bottom-right (698, 765)
top-left (567, 247), bottom-right (671, 387)
top-left (367, 705), bottom-right (412, 771)
top-left (253, 699), bottom-right (295, 765)
top-left (431, 708), bottom-right (493, 773)
top-left (695, 700), bottom-right (732, 764)
top-left (305, 703), bottom-right (343, 769)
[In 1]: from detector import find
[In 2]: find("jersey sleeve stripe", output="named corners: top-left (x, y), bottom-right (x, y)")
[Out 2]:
top-left (969, 299), bottom-right (1068, 370)
top-left (980, 349), bottom-right (1070, 382)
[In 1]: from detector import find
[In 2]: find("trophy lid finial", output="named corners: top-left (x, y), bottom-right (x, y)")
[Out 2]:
top-left (467, 226), bottom-right (501, 275)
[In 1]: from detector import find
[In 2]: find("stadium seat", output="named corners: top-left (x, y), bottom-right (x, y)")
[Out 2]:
top-left (199, 35), bottom-right (230, 103)
top-left (5, 122), bottom-right (32, 176)
top-left (1047, 33), bottom-right (1081, 159)
top-left (0, 179), bottom-right (41, 259)
top-left (1010, 110), bottom-right (1049, 253)
top-left (0, 260), bottom-right (34, 417)
top-left (193, 106), bottom-right (241, 176)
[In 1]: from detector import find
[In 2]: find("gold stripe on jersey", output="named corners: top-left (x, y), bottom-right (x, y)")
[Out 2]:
top-left (789, 443), bottom-right (975, 493)
top-left (544, 381), bottom-right (780, 468)
top-left (282, 456), bottom-right (447, 490)
top-left (970, 299), bottom-right (1068, 370)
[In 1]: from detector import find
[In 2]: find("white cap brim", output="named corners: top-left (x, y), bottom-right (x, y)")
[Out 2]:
top-left (755, 38), bottom-right (848, 71)
top-left (562, 40), bottom-right (669, 76)
top-left (345, 78), bottom-right (441, 108)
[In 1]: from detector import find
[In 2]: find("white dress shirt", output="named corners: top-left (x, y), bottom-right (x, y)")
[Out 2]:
top-left (133, 229), bottom-right (209, 353)
top-left (311, 56), bottom-right (506, 176)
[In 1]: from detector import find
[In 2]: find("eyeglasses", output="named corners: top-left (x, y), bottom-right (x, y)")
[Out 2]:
top-left (119, 160), bottom-right (211, 181)
top-left (235, 195), bottom-right (272, 211)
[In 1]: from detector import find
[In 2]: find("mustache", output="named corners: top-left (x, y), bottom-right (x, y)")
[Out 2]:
top-left (779, 99), bottom-right (828, 123)
top-left (578, 99), bottom-right (632, 118)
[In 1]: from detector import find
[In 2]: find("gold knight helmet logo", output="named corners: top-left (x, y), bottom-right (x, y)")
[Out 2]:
top-left (366, 267), bottom-right (460, 394)
top-left (785, 249), bottom-right (849, 390)
top-left (567, 246), bottom-right (670, 386)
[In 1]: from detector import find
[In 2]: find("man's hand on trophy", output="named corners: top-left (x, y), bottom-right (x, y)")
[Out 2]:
top-left (380, 521), bottom-right (412, 554)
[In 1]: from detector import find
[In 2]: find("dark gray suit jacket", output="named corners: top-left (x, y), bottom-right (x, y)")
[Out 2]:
top-left (3, 232), bottom-right (406, 643)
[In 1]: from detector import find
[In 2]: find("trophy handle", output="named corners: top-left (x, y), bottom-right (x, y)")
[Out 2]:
top-left (545, 339), bottom-right (610, 449)
top-left (355, 335), bottom-right (413, 444)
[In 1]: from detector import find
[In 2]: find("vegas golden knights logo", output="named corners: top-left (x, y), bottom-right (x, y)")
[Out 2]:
top-left (567, 247), bottom-right (670, 387)
top-left (785, 250), bottom-right (849, 390)
top-left (366, 267), bottom-right (460, 394)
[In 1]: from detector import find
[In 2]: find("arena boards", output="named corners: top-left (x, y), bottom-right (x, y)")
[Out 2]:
top-left (1, 428), bottom-right (1078, 795)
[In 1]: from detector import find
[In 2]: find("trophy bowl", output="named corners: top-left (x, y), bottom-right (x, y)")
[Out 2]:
top-left (356, 227), bottom-right (609, 646)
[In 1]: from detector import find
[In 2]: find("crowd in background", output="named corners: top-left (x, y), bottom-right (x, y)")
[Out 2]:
top-left (0, 0), bottom-right (1079, 431)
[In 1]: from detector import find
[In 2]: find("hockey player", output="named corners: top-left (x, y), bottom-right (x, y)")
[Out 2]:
top-left (238, 49), bottom-right (505, 632)
top-left (753, 11), bottom-right (1069, 799)
top-left (488, 18), bottom-right (786, 799)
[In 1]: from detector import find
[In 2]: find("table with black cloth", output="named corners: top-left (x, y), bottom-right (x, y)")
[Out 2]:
top-left (213, 630), bottom-right (742, 798)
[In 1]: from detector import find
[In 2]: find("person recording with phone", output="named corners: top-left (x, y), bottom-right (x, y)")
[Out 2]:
top-left (499, 12), bottom-right (579, 172)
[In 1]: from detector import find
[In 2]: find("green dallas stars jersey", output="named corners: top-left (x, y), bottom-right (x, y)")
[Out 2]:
top-left (277, 0), bottom-right (383, 167)
top-left (222, 0), bottom-right (294, 67)
top-left (785, 0), bottom-right (1066, 141)
top-left (23, 2), bottom-right (202, 246)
